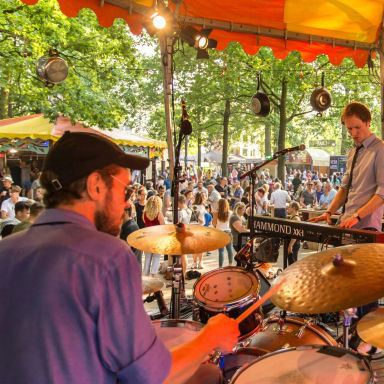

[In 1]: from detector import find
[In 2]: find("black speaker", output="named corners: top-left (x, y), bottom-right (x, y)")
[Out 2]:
top-left (255, 269), bottom-right (275, 315)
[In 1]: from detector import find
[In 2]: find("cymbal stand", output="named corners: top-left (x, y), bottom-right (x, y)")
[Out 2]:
top-left (169, 253), bottom-right (183, 319)
top-left (342, 308), bottom-right (357, 349)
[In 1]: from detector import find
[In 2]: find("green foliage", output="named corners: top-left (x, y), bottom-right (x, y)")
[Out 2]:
top-left (0, 0), bottom-right (141, 128)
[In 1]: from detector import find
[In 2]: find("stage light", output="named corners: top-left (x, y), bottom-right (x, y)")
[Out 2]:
top-left (196, 35), bottom-right (208, 49)
top-left (151, 12), bottom-right (166, 30)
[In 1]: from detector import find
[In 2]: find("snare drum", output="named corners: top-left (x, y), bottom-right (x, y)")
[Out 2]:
top-left (246, 315), bottom-right (337, 354)
top-left (231, 345), bottom-right (374, 383)
top-left (193, 267), bottom-right (262, 339)
top-left (152, 319), bottom-right (223, 384)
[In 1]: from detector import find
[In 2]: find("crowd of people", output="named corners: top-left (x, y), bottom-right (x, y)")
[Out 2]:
top-left (119, 164), bottom-right (343, 277)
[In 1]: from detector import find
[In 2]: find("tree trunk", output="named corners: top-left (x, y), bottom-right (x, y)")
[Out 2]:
top-left (221, 99), bottom-right (230, 177)
top-left (277, 77), bottom-right (287, 184)
top-left (340, 123), bottom-right (348, 155)
top-left (264, 123), bottom-right (271, 157)
top-left (0, 87), bottom-right (9, 119)
top-left (197, 132), bottom-right (202, 167)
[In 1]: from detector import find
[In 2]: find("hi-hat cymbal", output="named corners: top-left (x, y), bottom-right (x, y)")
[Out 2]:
top-left (271, 243), bottom-right (384, 314)
top-left (127, 224), bottom-right (231, 255)
top-left (142, 276), bottom-right (164, 295)
top-left (357, 308), bottom-right (384, 350)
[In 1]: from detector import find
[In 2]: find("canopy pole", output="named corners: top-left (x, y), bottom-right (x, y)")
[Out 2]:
top-left (159, 36), bottom-right (175, 181)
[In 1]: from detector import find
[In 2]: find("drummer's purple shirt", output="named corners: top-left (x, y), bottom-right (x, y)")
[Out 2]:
top-left (0, 209), bottom-right (171, 384)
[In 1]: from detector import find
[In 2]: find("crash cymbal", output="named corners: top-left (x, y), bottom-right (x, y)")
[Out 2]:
top-left (357, 308), bottom-right (384, 350)
top-left (127, 224), bottom-right (231, 255)
top-left (142, 276), bottom-right (164, 295)
top-left (271, 243), bottom-right (384, 314)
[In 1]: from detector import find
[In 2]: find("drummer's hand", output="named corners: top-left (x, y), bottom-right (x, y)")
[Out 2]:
top-left (203, 314), bottom-right (240, 353)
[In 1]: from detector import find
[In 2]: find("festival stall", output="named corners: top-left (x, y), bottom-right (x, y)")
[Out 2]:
top-left (0, 114), bottom-right (167, 181)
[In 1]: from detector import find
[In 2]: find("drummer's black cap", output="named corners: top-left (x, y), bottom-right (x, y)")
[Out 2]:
top-left (43, 131), bottom-right (150, 188)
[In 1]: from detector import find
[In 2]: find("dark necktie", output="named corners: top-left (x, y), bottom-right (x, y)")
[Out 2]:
top-left (342, 144), bottom-right (363, 214)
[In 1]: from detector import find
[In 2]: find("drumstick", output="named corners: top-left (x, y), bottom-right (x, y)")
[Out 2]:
top-left (236, 278), bottom-right (286, 324)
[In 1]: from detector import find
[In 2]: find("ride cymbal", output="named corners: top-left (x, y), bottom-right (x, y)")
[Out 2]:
top-left (357, 308), bottom-right (384, 350)
top-left (142, 276), bottom-right (164, 295)
top-left (127, 224), bottom-right (231, 255)
top-left (271, 243), bottom-right (384, 314)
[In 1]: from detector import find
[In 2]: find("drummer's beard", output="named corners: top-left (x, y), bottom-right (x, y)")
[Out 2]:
top-left (94, 198), bottom-right (123, 237)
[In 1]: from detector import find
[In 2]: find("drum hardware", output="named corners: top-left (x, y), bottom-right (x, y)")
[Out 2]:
top-left (143, 290), bottom-right (169, 317)
top-left (169, 254), bottom-right (183, 319)
top-left (342, 309), bottom-right (358, 349)
top-left (295, 318), bottom-right (313, 339)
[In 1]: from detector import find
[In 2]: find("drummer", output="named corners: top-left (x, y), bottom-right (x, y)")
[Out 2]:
top-left (0, 131), bottom-right (239, 384)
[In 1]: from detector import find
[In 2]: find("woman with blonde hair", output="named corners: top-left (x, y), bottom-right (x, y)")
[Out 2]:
top-left (213, 198), bottom-right (234, 268)
top-left (143, 196), bottom-right (165, 277)
top-left (230, 202), bottom-right (248, 252)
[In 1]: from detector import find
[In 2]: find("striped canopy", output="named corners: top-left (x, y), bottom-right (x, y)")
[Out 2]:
top-left (19, 0), bottom-right (384, 67)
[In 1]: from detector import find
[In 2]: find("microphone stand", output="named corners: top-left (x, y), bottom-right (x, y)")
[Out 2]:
top-left (169, 101), bottom-right (191, 319)
top-left (239, 153), bottom-right (283, 267)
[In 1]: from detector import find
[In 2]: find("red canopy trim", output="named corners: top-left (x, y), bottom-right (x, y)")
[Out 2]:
top-left (20, 0), bottom-right (145, 32)
top-left (212, 30), bottom-right (371, 67)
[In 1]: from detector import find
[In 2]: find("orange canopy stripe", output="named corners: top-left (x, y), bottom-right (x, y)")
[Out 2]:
top-left (19, 0), bottom-right (383, 67)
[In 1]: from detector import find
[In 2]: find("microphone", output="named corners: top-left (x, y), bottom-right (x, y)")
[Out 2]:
top-left (275, 144), bottom-right (306, 156)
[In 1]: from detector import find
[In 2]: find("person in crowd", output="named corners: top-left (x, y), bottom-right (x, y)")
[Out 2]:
top-left (292, 171), bottom-right (302, 195)
top-left (204, 204), bottom-right (213, 227)
top-left (310, 102), bottom-right (384, 354)
top-left (29, 171), bottom-right (42, 199)
top-left (12, 201), bottom-right (45, 234)
top-left (318, 181), bottom-right (337, 209)
top-left (269, 182), bottom-right (291, 218)
top-left (191, 192), bottom-right (207, 269)
top-left (314, 181), bottom-right (323, 205)
top-left (255, 187), bottom-right (268, 215)
top-left (0, 131), bottom-right (239, 383)
top-left (20, 159), bottom-right (32, 197)
top-left (287, 201), bottom-right (301, 265)
top-left (1, 185), bottom-right (29, 219)
top-left (215, 177), bottom-right (230, 198)
top-left (256, 174), bottom-right (266, 188)
top-left (143, 195), bottom-right (165, 278)
top-left (120, 205), bottom-right (142, 267)
top-left (145, 181), bottom-right (156, 198)
top-left (230, 181), bottom-right (244, 209)
top-left (0, 175), bottom-right (13, 207)
top-left (214, 198), bottom-right (234, 268)
top-left (299, 181), bottom-right (316, 207)
top-left (1, 200), bottom-right (31, 238)
top-left (193, 181), bottom-right (208, 196)
top-left (184, 189), bottom-right (194, 208)
top-left (207, 182), bottom-right (221, 220)
top-left (230, 202), bottom-right (249, 252)
top-left (30, 160), bottom-right (40, 182)
top-left (135, 186), bottom-right (147, 229)
top-left (167, 194), bottom-right (192, 279)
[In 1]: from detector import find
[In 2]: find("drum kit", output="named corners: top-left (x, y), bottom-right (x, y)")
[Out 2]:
top-left (128, 225), bottom-right (384, 383)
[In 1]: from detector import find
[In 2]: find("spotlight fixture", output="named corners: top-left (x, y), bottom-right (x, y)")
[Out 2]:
top-left (150, 11), bottom-right (166, 30)
top-left (36, 48), bottom-right (68, 87)
top-left (195, 29), bottom-right (217, 59)
top-left (196, 35), bottom-right (208, 49)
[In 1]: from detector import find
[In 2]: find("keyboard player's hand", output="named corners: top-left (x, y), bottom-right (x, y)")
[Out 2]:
top-left (308, 213), bottom-right (332, 225)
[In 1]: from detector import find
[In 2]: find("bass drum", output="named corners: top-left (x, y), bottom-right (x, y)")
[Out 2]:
top-left (231, 345), bottom-right (374, 383)
top-left (245, 315), bottom-right (337, 354)
top-left (193, 266), bottom-right (262, 339)
top-left (152, 319), bottom-right (223, 384)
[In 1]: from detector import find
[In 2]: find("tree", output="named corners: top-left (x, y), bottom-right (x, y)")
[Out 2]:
top-left (0, 0), bottom-right (142, 129)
